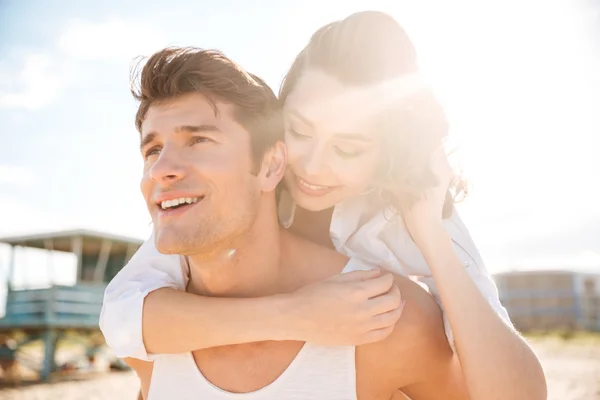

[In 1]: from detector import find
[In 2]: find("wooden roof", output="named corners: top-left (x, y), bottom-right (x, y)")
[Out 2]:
top-left (0, 229), bottom-right (143, 256)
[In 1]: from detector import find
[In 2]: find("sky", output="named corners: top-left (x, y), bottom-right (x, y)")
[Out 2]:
top-left (0, 0), bottom-right (599, 291)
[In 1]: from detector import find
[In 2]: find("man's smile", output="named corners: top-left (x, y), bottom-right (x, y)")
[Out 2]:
top-left (153, 192), bottom-right (205, 217)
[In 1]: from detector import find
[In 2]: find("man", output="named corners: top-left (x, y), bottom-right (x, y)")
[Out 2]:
top-left (125, 47), bottom-right (468, 399)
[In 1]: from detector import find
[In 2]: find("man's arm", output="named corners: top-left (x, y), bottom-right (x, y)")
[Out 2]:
top-left (124, 358), bottom-right (154, 400)
top-left (358, 275), bottom-right (470, 400)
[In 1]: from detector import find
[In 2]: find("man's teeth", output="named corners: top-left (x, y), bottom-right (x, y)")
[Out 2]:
top-left (160, 197), bottom-right (200, 210)
top-left (299, 179), bottom-right (329, 191)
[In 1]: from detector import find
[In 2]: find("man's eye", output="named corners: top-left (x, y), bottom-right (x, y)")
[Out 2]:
top-left (191, 136), bottom-right (212, 145)
top-left (144, 147), bottom-right (160, 158)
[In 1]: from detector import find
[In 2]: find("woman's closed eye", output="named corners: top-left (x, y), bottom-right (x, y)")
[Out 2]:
top-left (333, 145), bottom-right (365, 159)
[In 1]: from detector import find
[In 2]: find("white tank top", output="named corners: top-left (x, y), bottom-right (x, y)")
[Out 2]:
top-left (147, 258), bottom-right (374, 400)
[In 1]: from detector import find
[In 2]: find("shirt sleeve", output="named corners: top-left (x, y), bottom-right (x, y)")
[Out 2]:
top-left (415, 210), bottom-right (513, 350)
top-left (99, 232), bottom-right (189, 361)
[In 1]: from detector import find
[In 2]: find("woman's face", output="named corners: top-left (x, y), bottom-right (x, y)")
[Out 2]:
top-left (283, 68), bottom-right (383, 211)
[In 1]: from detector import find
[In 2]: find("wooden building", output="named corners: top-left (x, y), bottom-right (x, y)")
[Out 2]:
top-left (0, 229), bottom-right (142, 381)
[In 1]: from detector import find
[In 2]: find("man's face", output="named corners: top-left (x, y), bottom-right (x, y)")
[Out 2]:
top-left (140, 93), bottom-right (262, 255)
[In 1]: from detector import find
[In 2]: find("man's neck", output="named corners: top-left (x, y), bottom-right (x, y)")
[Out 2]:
top-left (186, 205), bottom-right (285, 298)
top-left (287, 206), bottom-right (335, 249)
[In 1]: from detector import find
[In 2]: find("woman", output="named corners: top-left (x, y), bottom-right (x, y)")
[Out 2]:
top-left (101, 11), bottom-right (546, 399)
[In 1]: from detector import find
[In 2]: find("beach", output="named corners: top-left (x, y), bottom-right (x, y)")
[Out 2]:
top-left (1, 336), bottom-right (599, 400)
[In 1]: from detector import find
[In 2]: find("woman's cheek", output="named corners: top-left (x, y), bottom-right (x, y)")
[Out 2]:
top-left (330, 159), bottom-right (373, 190)
top-left (285, 139), bottom-right (309, 168)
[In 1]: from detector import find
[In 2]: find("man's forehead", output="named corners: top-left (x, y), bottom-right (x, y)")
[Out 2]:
top-left (141, 94), bottom-right (235, 135)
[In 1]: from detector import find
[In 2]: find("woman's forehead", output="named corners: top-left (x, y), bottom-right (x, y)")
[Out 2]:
top-left (283, 69), bottom-right (381, 135)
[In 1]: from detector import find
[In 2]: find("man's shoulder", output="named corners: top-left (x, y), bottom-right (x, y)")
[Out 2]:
top-left (388, 274), bottom-right (445, 341)
top-left (356, 274), bottom-right (452, 388)
top-left (284, 232), bottom-right (350, 277)
top-left (124, 358), bottom-right (154, 399)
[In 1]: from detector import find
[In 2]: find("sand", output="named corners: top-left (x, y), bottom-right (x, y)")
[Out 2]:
top-left (531, 337), bottom-right (600, 400)
top-left (1, 338), bottom-right (599, 400)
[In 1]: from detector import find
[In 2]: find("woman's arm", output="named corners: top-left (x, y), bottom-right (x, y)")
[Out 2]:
top-left (101, 236), bottom-right (404, 359)
top-left (141, 269), bottom-right (403, 353)
top-left (415, 226), bottom-right (546, 400)
top-left (140, 289), bottom-right (290, 354)
top-left (100, 235), bottom-right (188, 360)
top-left (401, 148), bottom-right (547, 400)
top-left (415, 211), bottom-right (512, 348)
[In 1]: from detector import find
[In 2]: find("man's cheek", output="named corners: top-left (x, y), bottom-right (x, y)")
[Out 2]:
top-left (140, 180), bottom-right (152, 206)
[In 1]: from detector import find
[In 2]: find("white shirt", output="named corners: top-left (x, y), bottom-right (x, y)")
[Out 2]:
top-left (100, 190), bottom-right (511, 360)
top-left (149, 343), bottom-right (356, 400)
top-left (148, 259), bottom-right (368, 400)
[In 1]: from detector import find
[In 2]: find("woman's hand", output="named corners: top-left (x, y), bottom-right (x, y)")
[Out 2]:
top-left (285, 269), bottom-right (405, 345)
top-left (400, 145), bottom-right (453, 247)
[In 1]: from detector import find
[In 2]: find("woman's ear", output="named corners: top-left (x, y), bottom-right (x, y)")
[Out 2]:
top-left (259, 141), bottom-right (287, 192)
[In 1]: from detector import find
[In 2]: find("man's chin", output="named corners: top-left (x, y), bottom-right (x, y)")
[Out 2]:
top-left (154, 242), bottom-right (180, 255)
top-left (153, 229), bottom-right (190, 255)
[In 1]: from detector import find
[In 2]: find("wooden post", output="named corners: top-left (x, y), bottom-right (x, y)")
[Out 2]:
top-left (7, 245), bottom-right (15, 292)
top-left (40, 329), bottom-right (59, 382)
top-left (44, 239), bottom-right (54, 286)
top-left (72, 236), bottom-right (83, 283)
top-left (93, 239), bottom-right (112, 283)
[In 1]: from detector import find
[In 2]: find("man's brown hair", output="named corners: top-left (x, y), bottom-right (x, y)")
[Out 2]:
top-left (131, 47), bottom-right (282, 165)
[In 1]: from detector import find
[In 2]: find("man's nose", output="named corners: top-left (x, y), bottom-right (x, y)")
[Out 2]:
top-left (149, 146), bottom-right (186, 185)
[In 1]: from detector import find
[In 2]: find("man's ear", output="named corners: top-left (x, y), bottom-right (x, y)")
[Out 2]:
top-left (258, 141), bottom-right (287, 192)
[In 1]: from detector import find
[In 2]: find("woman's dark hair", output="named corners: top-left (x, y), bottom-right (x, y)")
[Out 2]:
top-left (280, 11), bottom-right (467, 217)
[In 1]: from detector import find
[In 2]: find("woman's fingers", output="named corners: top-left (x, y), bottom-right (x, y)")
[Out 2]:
top-left (358, 273), bottom-right (396, 298)
top-left (335, 268), bottom-right (382, 282)
top-left (369, 298), bottom-right (405, 331)
top-left (367, 283), bottom-right (403, 315)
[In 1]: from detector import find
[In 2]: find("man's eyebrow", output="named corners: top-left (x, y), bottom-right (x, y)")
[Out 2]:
top-left (140, 132), bottom-right (156, 151)
top-left (175, 125), bottom-right (222, 134)
top-left (140, 125), bottom-right (221, 151)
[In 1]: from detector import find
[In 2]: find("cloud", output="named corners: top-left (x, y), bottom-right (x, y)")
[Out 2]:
top-left (58, 18), bottom-right (168, 61)
top-left (0, 18), bottom-right (166, 111)
top-left (0, 54), bottom-right (63, 110)
top-left (0, 198), bottom-right (76, 237)
top-left (0, 165), bottom-right (35, 185)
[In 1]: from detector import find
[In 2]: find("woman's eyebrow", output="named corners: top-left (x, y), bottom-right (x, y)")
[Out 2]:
top-left (333, 133), bottom-right (373, 143)
top-left (287, 109), bottom-right (314, 128)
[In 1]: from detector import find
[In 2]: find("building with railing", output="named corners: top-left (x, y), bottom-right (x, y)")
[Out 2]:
top-left (0, 229), bottom-right (142, 381)
top-left (494, 270), bottom-right (600, 331)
